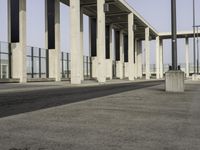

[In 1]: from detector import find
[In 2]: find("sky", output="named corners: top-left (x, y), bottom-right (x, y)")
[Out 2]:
top-left (0, 0), bottom-right (200, 64)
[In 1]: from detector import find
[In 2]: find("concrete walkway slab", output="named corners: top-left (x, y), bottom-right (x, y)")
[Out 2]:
top-left (0, 81), bottom-right (199, 150)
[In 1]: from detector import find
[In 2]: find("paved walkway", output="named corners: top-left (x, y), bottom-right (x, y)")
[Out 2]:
top-left (0, 80), bottom-right (199, 150)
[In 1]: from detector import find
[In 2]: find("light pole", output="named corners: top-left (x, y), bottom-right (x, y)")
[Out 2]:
top-left (193, 0), bottom-right (196, 74)
top-left (171, 0), bottom-right (178, 70)
top-left (165, 0), bottom-right (184, 92)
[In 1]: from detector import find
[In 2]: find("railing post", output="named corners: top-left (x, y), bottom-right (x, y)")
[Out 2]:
top-left (31, 47), bottom-right (34, 78)
top-left (67, 53), bottom-right (70, 79)
top-left (61, 52), bottom-right (64, 78)
top-left (39, 48), bottom-right (42, 78)
top-left (46, 49), bottom-right (49, 78)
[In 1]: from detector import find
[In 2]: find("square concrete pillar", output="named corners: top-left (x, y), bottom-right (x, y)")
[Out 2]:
top-left (8, 0), bottom-right (27, 83)
top-left (156, 36), bottom-right (160, 79)
top-left (96, 0), bottom-right (106, 83)
top-left (145, 27), bottom-right (150, 80)
top-left (89, 17), bottom-right (97, 79)
top-left (116, 30), bottom-right (124, 79)
top-left (134, 39), bottom-right (138, 78)
top-left (70, 0), bottom-right (82, 84)
top-left (128, 13), bottom-right (135, 81)
top-left (107, 24), bottom-right (114, 79)
top-left (105, 24), bottom-right (114, 80)
top-left (137, 41), bottom-right (143, 78)
top-left (159, 39), bottom-right (164, 78)
top-left (185, 38), bottom-right (189, 78)
top-left (45, 0), bottom-right (61, 82)
top-left (165, 71), bottom-right (185, 92)
top-left (80, 8), bottom-right (84, 81)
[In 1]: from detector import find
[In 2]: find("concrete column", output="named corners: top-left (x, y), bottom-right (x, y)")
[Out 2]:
top-left (137, 41), bottom-right (143, 78)
top-left (106, 24), bottom-right (113, 80)
top-left (45, 0), bottom-right (61, 81)
top-left (128, 13), bottom-right (135, 81)
top-left (89, 18), bottom-right (98, 79)
top-left (70, 0), bottom-right (82, 84)
top-left (134, 39), bottom-right (138, 78)
top-left (8, 0), bottom-right (27, 83)
top-left (156, 36), bottom-right (160, 79)
top-left (185, 37), bottom-right (189, 78)
top-left (80, 8), bottom-right (84, 81)
top-left (145, 27), bottom-right (150, 80)
top-left (116, 30), bottom-right (124, 79)
top-left (159, 39), bottom-right (164, 78)
top-left (96, 0), bottom-right (106, 83)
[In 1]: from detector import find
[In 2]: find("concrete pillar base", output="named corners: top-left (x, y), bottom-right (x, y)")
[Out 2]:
top-left (106, 59), bottom-right (113, 80)
top-left (165, 71), bottom-right (185, 92)
top-left (192, 74), bottom-right (200, 81)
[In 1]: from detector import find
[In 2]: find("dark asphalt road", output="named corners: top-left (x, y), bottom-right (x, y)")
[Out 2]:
top-left (0, 80), bottom-right (163, 118)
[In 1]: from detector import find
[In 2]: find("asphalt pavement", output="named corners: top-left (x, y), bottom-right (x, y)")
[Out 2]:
top-left (0, 80), bottom-right (200, 150)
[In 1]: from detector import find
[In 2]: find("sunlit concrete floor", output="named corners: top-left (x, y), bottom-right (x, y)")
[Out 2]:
top-left (0, 80), bottom-right (200, 150)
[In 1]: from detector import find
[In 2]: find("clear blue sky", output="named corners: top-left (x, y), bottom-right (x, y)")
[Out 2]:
top-left (0, 0), bottom-right (200, 64)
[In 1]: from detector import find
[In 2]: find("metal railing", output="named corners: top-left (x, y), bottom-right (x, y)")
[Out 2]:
top-left (1, 40), bottom-right (199, 81)
top-left (83, 56), bottom-right (92, 79)
top-left (61, 52), bottom-right (93, 80)
top-left (0, 42), bottom-right (11, 79)
top-left (61, 52), bottom-right (71, 79)
top-left (27, 46), bottom-right (49, 79)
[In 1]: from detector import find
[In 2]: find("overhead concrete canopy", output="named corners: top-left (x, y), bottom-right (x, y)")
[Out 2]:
top-left (60, 0), bottom-right (158, 40)
top-left (160, 31), bottom-right (200, 39)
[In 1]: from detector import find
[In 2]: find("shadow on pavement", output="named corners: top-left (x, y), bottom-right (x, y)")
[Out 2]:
top-left (0, 80), bottom-right (163, 118)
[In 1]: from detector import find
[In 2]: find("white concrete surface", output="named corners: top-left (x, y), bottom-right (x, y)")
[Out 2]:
top-left (137, 41), bottom-right (143, 78)
top-left (128, 13), bottom-right (135, 81)
top-left (80, 8), bottom-right (84, 81)
top-left (156, 36), bottom-right (160, 79)
top-left (70, 0), bottom-right (82, 84)
top-left (165, 70), bottom-right (185, 92)
top-left (145, 27), bottom-right (150, 80)
top-left (185, 38), bottom-right (189, 78)
top-left (49, 0), bottom-right (61, 82)
top-left (9, 0), bottom-right (27, 83)
top-left (96, 0), bottom-right (106, 83)
top-left (192, 74), bottom-right (200, 80)
top-left (106, 25), bottom-right (114, 79)
top-left (159, 39), bottom-right (164, 78)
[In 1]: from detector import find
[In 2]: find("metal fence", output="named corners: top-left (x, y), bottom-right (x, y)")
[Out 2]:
top-left (61, 53), bottom-right (92, 80)
top-left (0, 42), bottom-right (11, 79)
top-left (61, 52), bottom-right (71, 79)
top-left (83, 56), bottom-right (92, 79)
top-left (1, 40), bottom-right (199, 80)
top-left (27, 46), bottom-right (49, 79)
top-left (142, 63), bottom-right (197, 75)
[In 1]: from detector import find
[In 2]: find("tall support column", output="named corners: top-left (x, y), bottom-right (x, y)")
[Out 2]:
top-left (97, 0), bottom-right (106, 83)
top-left (80, 8), bottom-right (84, 81)
top-left (116, 30), bottom-right (124, 79)
top-left (159, 39), bottom-right (164, 78)
top-left (137, 41), bottom-right (143, 78)
top-left (45, 0), bottom-right (61, 81)
top-left (8, 0), bottom-right (27, 83)
top-left (89, 18), bottom-right (97, 79)
top-left (120, 30), bottom-right (125, 79)
top-left (134, 39), bottom-right (138, 78)
top-left (70, 0), bottom-right (82, 84)
top-left (106, 24), bottom-right (113, 80)
top-left (128, 13), bottom-right (135, 81)
top-left (145, 27), bottom-right (150, 80)
top-left (156, 36), bottom-right (160, 79)
top-left (185, 37), bottom-right (190, 78)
